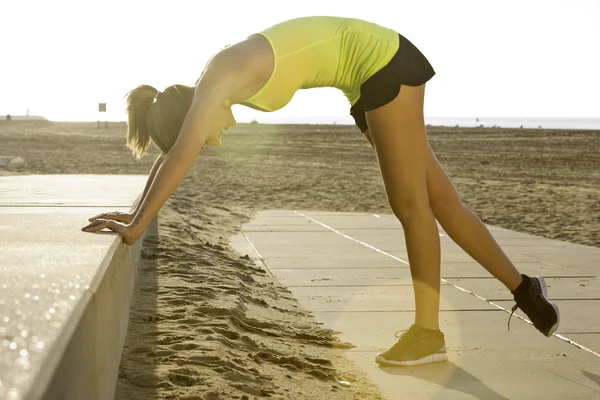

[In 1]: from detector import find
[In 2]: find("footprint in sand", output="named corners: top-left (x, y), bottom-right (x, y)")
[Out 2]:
top-left (240, 335), bottom-right (259, 350)
top-left (127, 373), bottom-right (157, 388)
top-left (177, 318), bottom-right (203, 326)
top-left (188, 355), bottom-right (221, 366)
top-left (154, 349), bottom-right (176, 357)
top-left (203, 392), bottom-right (221, 400)
top-left (229, 383), bottom-right (274, 397)
top-left (141, 330), bottom-right (162, 337)
top-left (170, 342), bottom-right (199, 351)
top-left (167, 368), bottom-right (201, 387)
top-left (212, 327), bottom-right (241, 340)
top-left (130, 345), bottom-right (153, 355)
top-left (141, 314), bottom-right (161, 322)
top-left (165, 298), bottom-right (194, 306)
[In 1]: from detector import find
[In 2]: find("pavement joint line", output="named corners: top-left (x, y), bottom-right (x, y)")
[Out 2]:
top-left (490, 298), bottom-right (600, 302)
top-left (553, 333), bottom-right (600, 358)
top-left (293, 211), bottom-right (409, 266)
top-left (241, 231), bottom-right (276, 278)
top-left (246, 227), bottom-right (404, 230)
top-left (286, 284), bottom-right (443, 288)
top-left (245, 230), bottom-right (402, 233)
top-left (373, 213), bottom-right (448, 237)
top-left (294, 210), bottom-right (600, 360)
top-left (265, 261), bottom-right (544, 269)
top-left (268, 267), bottom-right (409, 270)
top-left (246, 230), bottom-right (338, 233)
top-left (444, 275), bottom-right (597, 279)
top-left (517, 253), bottom-right (596, 276)
top-left (312, 309), bottom-right (500, 313)
top-left (439, 260), bottom-right (544, 264)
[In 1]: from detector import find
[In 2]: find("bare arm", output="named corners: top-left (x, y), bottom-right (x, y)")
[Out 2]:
top-left (128, 100), bottom-right (228, 240)
top-left (127, 54), bottom-right (245, 242)
top-left (83, 45), bottom-right (253, 243)
top-left (86, 153), bottom-right (166, 224)
top-left (132, 152), bottom-right (166, 214)
top-left (83, 110), bottom-right (222, 243)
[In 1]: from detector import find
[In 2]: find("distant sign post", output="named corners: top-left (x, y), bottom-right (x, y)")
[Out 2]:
top-left (98, 103), bottom-right (107, 129)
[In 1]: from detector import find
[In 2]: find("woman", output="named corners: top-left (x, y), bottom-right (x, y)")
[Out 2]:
top-left (82, 16), bottom-right (559, 367)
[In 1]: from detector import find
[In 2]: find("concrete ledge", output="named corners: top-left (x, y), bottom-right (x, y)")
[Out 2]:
top-left (0, 175), bottom-right (148, 400)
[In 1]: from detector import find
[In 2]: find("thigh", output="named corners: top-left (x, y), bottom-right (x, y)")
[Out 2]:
top-left (366, 84), bottom-right (429, 207)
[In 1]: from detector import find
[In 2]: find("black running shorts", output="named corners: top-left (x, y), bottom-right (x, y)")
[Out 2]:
top-left (350, 33), bottom-right (436, 132)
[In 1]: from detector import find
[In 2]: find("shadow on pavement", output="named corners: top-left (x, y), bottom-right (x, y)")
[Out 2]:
top-left (379, 361), bottom-right (509, 400)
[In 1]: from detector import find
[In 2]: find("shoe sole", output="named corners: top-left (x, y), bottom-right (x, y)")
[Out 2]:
top-left (536, 276), bottom-right (561, 336)
top-left (375, 348), bottom-right (449, 367)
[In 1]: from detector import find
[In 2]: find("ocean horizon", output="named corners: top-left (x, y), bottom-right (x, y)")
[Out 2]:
top-left (5, 115), bottom-right (600, 130)
top-left (244, 116), bottom-right (600, 130)
top-left (425, 117), bottom-right (600, 130)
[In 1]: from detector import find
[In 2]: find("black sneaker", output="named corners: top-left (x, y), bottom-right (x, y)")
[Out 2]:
top-left (375, 324), bottom-right (449, 367)
top-left (509, 274), bottom-right (560, 336)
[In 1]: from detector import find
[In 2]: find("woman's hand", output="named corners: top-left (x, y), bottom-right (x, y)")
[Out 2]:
top-left (88, 211), bottom-right (134, 224)
top-left (81, 218), bottom-right (139, 245)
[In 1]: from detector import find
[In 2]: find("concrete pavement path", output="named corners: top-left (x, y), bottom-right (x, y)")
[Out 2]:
top-left (231, 210), bottom-right (600, 400)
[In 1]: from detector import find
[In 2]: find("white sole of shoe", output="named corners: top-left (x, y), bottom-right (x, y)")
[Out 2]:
top-left (375, 347), bottom-right (449, 367)
top-left (537, 276), bottom-right (561, 336)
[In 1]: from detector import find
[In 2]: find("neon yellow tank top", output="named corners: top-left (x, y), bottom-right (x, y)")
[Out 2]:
top-left (241, 16), bottom-right (399, 112)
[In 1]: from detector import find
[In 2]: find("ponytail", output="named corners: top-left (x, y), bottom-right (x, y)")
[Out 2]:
top-left (124, 84), bottom-right (158, 160)
top-left (124, 83), bottom-right (195, 159)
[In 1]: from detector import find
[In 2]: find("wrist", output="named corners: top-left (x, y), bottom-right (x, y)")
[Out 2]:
top-left (126, 221), bottom-right (143, 243)
top-left (127, 211), bottom-right (137, 224)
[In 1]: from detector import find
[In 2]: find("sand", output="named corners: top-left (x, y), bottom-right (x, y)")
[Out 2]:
top-left (1, 121), bottom-right (598, 399)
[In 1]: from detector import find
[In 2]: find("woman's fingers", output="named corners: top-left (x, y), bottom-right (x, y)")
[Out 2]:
top-left (81, 218), bottom-right (127, 234)
top-left (81, 218), bottom-right (111, 232)
top-left (81, 218), bottom-right (136, 244)
top-left (82, 218), bottom-right (123, 232)
top-left (88, 211), bottom-right (130, 223)
top-left (88, 212), bottom-right (107, 222)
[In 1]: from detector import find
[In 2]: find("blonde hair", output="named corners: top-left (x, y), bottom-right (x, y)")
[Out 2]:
top-left (124, 84), bottom-right (195, 159)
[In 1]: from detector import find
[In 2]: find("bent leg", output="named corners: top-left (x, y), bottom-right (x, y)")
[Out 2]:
top-left (425, 145), bottom-right (523, 291)
top-left (366, 84), bottom-right (441, 331)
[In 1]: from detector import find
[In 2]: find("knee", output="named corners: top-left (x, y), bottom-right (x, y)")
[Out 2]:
top-left (389, 198), bottom-right (432, 226)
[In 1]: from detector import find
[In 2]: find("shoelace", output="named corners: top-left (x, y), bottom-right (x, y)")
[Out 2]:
top-left (395, 329), bottom-right (408, 339)
top-left (390, 327), bottom-right (419, 350)
top-left (508, 282), bottom-right (545, 331)
top-left (508, 304), bottom-right (519, 331)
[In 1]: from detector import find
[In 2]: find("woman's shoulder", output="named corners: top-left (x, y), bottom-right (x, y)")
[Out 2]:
top-left (195, 36), bottom-right (273, 104)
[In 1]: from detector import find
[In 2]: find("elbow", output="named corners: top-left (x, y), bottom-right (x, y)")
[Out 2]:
top-left (166, 146), bottom-right (199, 168)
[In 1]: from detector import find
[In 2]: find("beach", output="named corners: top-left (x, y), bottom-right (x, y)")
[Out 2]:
top-left (1, 121), bottom-right (598, 399)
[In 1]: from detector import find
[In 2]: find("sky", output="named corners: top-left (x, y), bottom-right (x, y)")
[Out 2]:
top-left (0, 0), bottom-right (599, 123)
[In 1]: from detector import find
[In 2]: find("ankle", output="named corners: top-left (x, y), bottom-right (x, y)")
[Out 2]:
top-left (508, 274), bottom-right (525, 292)
top-left (511, 274), bottom-right (530, 296)
top-left (414, 321), bottom-right (440, 332)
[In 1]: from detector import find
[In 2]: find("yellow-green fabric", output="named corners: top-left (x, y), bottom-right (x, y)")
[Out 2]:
top-left (242, 16), bottom-right (399, 111)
